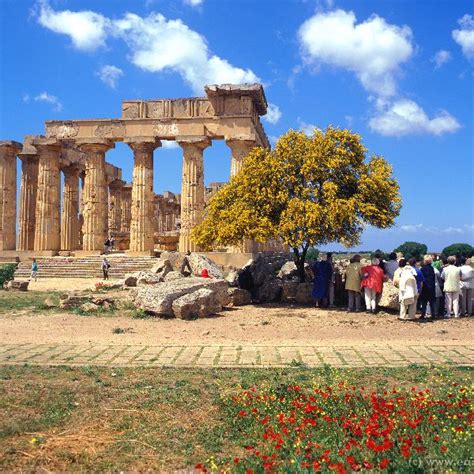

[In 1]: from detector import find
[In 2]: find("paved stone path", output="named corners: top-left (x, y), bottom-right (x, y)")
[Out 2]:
top-left (0, 343), bottom-right (472, 367)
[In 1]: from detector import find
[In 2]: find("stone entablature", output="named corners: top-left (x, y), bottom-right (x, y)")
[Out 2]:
top-left (45, 84), bottom-right (270, 148)
top-left (1, 84), bottom-right (274, 256)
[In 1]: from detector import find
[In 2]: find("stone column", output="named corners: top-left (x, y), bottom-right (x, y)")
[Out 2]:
top-left (77, 140), bottom-right (114, 252)
top-left (177, 137), bottom-right (211, 253)
top-left (226, 138), bottom-right (256, 177)
top-left (0, 141), bottom-right (21, 251)
top-left (17, 154), bottom-right (39, 251)
top-left (33, 141), bottom-right (62, 252)
top-left (108, 180), bottom-right (124, 236)
top-left (226, 138), bottom-right (257, 253)
top-left (120, 184), bottom-right (132, 232)
top-left (60, 166), bottom-right (80, 251)
top-left (78, 172), bottom-right (85, 249)
top-left (126, 139), bottom-right (160, 253)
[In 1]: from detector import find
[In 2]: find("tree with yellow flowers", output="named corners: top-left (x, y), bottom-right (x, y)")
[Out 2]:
top-left (192, 127), bottom-right (402, 282)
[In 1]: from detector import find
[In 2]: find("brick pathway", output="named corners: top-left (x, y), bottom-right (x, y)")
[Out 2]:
top-left (0, 343), bottom-right (472, 367)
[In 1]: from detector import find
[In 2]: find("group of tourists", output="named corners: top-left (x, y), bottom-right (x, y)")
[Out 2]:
top-left (312, 252), bottom-right (474, 321)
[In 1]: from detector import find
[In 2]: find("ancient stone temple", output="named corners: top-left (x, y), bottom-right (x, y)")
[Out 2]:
top-left (0, 84), bottom-right (279, 258)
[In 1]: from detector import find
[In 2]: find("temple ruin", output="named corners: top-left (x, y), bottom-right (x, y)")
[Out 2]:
top-left (0, 84), bottom-right (278, 259)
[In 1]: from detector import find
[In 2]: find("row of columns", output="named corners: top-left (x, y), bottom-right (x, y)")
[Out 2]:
top-left (0, 136), bottom-right (256, 255)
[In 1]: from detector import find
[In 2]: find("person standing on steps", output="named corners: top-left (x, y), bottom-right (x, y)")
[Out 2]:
top-left (30, 258), bottom-right (38, 282)
top-left (102, 257), bottom-right (110, 280)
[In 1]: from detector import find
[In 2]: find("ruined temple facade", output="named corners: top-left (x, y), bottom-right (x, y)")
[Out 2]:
top-left (0, 84), bottom-right (280, 257)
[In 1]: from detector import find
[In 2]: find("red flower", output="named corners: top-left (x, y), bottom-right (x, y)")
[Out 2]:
top-left (380, 459), bottom-right (390, 469)
top-left (239, 410), bottom-right (246, 417)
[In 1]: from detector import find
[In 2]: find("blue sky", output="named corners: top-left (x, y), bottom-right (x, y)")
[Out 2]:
top-left (0, 0), bottom-right (473, 251)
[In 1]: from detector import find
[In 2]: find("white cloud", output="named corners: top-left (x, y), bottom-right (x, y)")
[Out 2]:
top-left (183, 0), bottom-right (203, 6)
top-left (369, 99), bottom-right (460, 137)
top-left (96, 65), bottom-right (123, 88)
top-left (452, 14), bottom-right (474, 59)
top-left (263, 103), bottom-right (282, 124)
top-left (298, 9), bottom-right (413, 97)
top-left (113, 13), bottom-right (258, 93)
top-left (33, 91), bottom-right (63, 112)
top-left (399, 224), bottom-right (472, 235)
top-left (161, 140), bottom-right (179, 149)
top-left (431, 50), bottom-right (451, 68)
top-left (297, 118), bottom-right (319, 135)
top-left (37, 0), bottom-right (109, 51)
top-left (37, 2), bottom-right (258, 95)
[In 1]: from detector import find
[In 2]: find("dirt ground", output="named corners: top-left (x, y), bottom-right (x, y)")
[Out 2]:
top-left (1, 279), bottom-right (473, 348)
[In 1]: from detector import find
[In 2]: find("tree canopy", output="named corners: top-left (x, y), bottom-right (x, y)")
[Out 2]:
top-left (193, 127), bottom-right (402, 281)
top-left (394, 241), bottom-right (428, 261)
top-left (441, 243), bottom-right (473, 258)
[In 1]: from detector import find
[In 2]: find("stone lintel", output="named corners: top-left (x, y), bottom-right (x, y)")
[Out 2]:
top-left (205, 83), bottom-right (268, 115)
top-left (109, 179), bottom-right (126, 190)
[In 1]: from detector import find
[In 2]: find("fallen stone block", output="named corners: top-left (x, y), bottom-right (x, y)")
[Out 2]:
top-left (6, 280), bottom-right (29, 291)
top-left (172, 288), bottom-right (221, 319)
top-left (228, 287), bottom-right (251, 306)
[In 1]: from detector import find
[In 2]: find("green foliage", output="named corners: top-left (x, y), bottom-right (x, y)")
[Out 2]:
top-left (394, 241), bottom-right (427, 260)
top-left (305, 248), bottom-right (319, 262)
top-left (371, 248), bottom-right (389, 261)
top-left (0, 263), bottom-right (17, 288)
top-left (442, 243), bottom-right (473, 258)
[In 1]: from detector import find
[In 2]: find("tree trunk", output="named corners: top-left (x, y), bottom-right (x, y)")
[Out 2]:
top-left (293, 246), bottom-right (308, 283)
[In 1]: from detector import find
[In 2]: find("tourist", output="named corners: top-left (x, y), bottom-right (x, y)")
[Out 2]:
top-left (419, 256), bottom-right (436, 319)
top-left (432, 254), bottom-right (443, 271)
top-left (431, 264), bottom-right (444, 318)
top-left (327, 252), bottom-right (336, 307)
top-left (104, 237), bottom-right (111, 254)
top-left (360, 258), bottom-right (385, 313)
top-left (312, 254), bottom-right (333, 308)
top-left (459, 257), bottom-right (474, 316)
top-left (180, 251), bottom-right (193, 277)
top-left (344, 255), bottom-right (362, 312)
top-left (30, 258), bottom-right (38, 282)
top-left (397, 259), bottom-right (418, 321)
top-left (102, 257), bottom-right (110, 280)
top-left (384, 252), bottom-right (399, 280)
top-left (201, 268), bottom-right (211, 278)
top-left (441, 256), bottom-right (462, 318)
top-left (110, 235), bottom-right (116, 251)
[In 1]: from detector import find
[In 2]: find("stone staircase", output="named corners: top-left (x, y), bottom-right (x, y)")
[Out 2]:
top-left (14, 255), bottom-right (158, 279)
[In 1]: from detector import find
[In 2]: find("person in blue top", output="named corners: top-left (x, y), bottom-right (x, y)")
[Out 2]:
top-left (408, 257), bottom-right (425, 313)
top-left (312, 254), bottom-right (333, 308)
top-left (31, 258), bottom-right (38, 282)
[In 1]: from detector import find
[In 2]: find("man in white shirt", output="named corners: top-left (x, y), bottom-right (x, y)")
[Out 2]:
top-left (459, 257), bottom-right (474, 316)
top-left (441, 256), bottom-right (462, 318)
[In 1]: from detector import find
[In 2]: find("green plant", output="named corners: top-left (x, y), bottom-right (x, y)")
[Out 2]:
top-left (441, 243), bottom-right (473, 258)
top-left (305, 248), bottom-right (319, 262)
top-left (0, 263), bottom-right (17, 288)
top-left (394, 241), bottom-right (427, 261)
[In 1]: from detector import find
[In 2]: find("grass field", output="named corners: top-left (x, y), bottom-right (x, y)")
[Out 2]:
top-left (0, 365), bottom-right (472, 472)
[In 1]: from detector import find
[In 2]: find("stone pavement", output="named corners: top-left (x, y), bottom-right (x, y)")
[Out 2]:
top-left (0, 343), bottom-right (472, 367)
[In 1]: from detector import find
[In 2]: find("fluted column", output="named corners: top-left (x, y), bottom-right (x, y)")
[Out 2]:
top-left (127, 139), bottom-right (160, 253)
top-left (77, 140), bottom-right (114, 252)
top-left (226, 139), bottom-right (257, 253)
top-left (61, 166), bottom-right (80, 251)
top-left (17, 154), bottom-right (39, 251)
top-left (33, 141), bottom-right (62, 252)
top-left (0, 141), bottom-right (21, 251)
top-left (108, 179), bottom-right (124, 236)
top-left (226, 138), bottom-right (256, 177)
top-left (120, 184), bottom-right (132, 232)
top-left (177, 137), bottom-right (211, 253)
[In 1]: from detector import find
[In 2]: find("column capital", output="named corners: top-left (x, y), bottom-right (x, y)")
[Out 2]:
top-left (62, 164), bottom-right (82, 177)
top-left (109, 179), bottom-right (126, 190)
top-left (225, 136), bottom-right (257, 147)
top-left (0, 140), bottom-right (22, 155)
top-left (18, 153), bottom-right (39, 164)
top-left (125, 138), bottom-right (161, 153)
top-left (176, 136), bottom-right (211, 151)
top-left (75, 139), bottom-right (115, 153)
